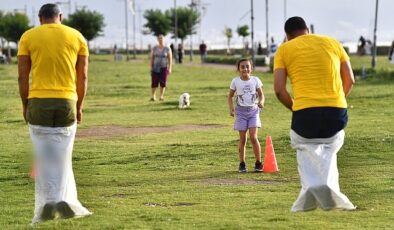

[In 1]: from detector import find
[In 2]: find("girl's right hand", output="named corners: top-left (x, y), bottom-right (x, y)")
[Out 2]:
top-left (230, 109), bottom-right (234, 117)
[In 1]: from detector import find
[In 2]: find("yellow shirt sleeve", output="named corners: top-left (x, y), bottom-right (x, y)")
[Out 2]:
top-left (273, 46), bottom-right (285, 70)
top-left (78, 34), bottom-right (89, 56)
top-left (339, 42), bottom-right (349, 62)
top-left (17, 33), bottom-right (30, 56)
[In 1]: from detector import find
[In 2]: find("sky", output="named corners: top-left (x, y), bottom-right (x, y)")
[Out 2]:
top-left (1, 0), bottom-right (394, 51)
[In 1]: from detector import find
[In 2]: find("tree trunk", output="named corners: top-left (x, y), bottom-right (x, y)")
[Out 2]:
top-left (227, 38), bottom-right (231, 55)
top-left (7, 41), bottom-right (12, 64)
top-left (1, 38), bottom-right (5, 51)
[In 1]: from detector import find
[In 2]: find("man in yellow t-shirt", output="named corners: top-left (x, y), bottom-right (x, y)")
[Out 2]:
top-left (274, 16), bottom-right (356, 212)
top-left (17, 3), bottom-right (91, 224)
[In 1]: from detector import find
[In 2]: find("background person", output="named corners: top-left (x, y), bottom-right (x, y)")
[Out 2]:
top-left (169, 43), bottom-right (175, 62)
top-left (228, 58), bottom-right (265, 173)
top-left (269, 37), bottom-right (277, 56)
top-left (169, 43), bottom-right (174, 55)
top-left (149, 34), bottom-right (172, 101)
top-left (18, 3), bottom-right (91, 223)
top-left (273, 16), bottom-right (356, 212)
top-left (113, 44), bottom-right (121, 61)
top-left (178, 43), bottom-right (184, 64)
top-left (357, 36), bottom-right (366, 56)
top-left (388, 39), bottom-right (394, 64)
top-left (0, 47), bottom-right (6, 64)
top-left (199, 41), bottom-right (207, 63)
top-left (257, 42), bottom-right (263, 55)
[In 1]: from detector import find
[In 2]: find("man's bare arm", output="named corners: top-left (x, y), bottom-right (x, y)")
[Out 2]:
top-left (340, 60), bottom-right (355, 97)
top-left (274, 68), bottom-right (293, 111)
top-left (18, 55), bottom-right (31, 122)
top-left (76, 55), bottom-right (88, 123)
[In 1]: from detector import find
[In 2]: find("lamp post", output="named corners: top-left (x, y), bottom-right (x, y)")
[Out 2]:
top-left (284, 0), bottom-right (287, 23)
top-left (189, 0), bottom-right (198, 62)
top-left (132, 0), bottom-right (136, 59)
top-left (13, 5), bottom-right (27, 15)
top-left (55, 0), bottom-right (71, 17)
top-left (32, 7), bottom-right (36, 26)
top-left (138, 6), bottom-right (143, 51)
top-left (371, 0), bottom-right (379, 69)
top-left (74, 3), bottom-right (87, 11)
top-left (174, 0), bottom-right (178, 62)
top-left (251, 0), bottom-right (255, 64)
top-left (124, 0), bottom-right (129, 61)
top-left (265, 0), bottom-right (269, 56)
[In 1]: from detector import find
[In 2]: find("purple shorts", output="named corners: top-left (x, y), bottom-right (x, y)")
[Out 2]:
top-left (234, 106), bottom-right (261, 131)
top-left (151, 67), bottom-right (168, 88)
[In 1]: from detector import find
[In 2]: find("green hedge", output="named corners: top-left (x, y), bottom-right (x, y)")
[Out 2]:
top-left (205, 55), bottom-right (268, 66)
top-left (353, 67), bottom-right (394, 81)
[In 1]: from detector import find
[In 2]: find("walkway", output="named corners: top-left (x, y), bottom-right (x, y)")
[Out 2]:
top-left (184, 62), bottom-right (270, 72)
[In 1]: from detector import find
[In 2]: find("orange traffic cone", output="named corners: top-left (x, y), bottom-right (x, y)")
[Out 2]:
top-left (29, 165), bottom-right (36, 179)
top-left (263, 135), bottom-right (279, 173)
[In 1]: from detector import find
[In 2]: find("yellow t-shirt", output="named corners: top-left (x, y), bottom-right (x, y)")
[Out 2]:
top-left (274, 34), bottom-right (349, 111)
top-left (18, 23), bottom-right (89, 100)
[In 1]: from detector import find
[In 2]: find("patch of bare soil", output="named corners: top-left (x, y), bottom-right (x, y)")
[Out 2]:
top-left (202, 178), bottom-right (285, 186)
top-left (144, 202), bottom-right (195, 207)
top-left (76, 124), bottom-right (224, 138)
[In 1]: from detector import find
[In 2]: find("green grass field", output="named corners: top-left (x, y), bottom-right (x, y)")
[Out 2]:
top-left (0, 55), bottom-right (393, 229)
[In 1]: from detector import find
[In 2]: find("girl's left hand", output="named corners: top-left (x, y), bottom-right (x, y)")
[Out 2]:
top-left (257, 102), bottom-right (264, 109)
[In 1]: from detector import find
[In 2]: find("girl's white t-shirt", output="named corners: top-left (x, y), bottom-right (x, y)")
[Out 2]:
top-left (230, 76), bottom-right (263, 107)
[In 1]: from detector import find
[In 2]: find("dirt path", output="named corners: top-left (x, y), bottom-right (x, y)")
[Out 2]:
top-left (185, 62), bottom-right (270, 72)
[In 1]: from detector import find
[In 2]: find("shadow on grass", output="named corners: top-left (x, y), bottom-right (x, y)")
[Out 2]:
top-left (155, 107), bottom-right (194, 111)
top-left (122, 85), bottom-right (145, 89)
top-left (4, 119), bottom-right (24, 124)
top-left (179, 170), bottom-right (292, 186)
top-left (151, 100), bottom-right (194, 111)
top-left (197, 86), bottom-right (229, 92)
top-left (143, 202), bottom-right (197, 207)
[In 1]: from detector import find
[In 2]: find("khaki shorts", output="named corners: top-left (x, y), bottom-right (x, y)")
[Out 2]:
top-left (27, 98), bottom-right (77, 127)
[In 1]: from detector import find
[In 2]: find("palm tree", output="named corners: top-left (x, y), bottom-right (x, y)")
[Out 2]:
top-left (224, 26), bottom-right (232, 55)
top-left (237, 24), bottom-right (250, 54)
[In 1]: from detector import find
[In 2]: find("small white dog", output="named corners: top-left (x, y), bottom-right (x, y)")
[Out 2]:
top-left (178, 93), bottom-right (190, 109)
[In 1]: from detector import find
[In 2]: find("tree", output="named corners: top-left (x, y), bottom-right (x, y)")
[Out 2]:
top-left (0, 11), bottom-right (4, 36)
top-left (224, 26), bottom-right (232, 54)
top-left (143, 9), bottom-right (171, 37)
top-left (0, 11), bottom-right (5, 49)
top-left (0, 12), bottom-right (29, 43)
top-left (63, 9), bottom-right (105, 47)
top-left (166, 7), bottom-right (200, 44)
top-left (0, 12), bottom-right (30, 58)
top-left (237, 24), bottom-right (250, 53)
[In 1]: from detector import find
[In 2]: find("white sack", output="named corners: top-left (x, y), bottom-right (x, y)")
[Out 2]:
top-left (29, 123), bottom-right (91, 223)
top-left (290, 130), bottom-right (356, 212)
